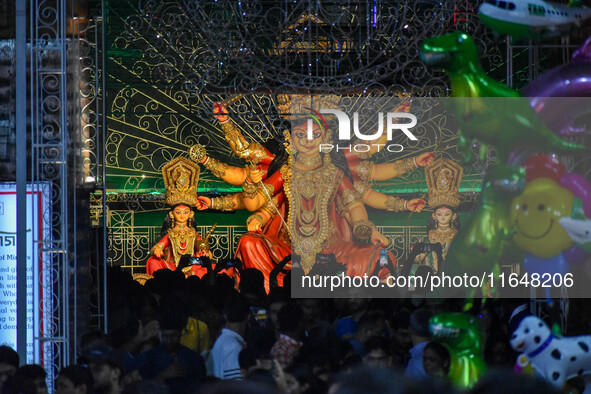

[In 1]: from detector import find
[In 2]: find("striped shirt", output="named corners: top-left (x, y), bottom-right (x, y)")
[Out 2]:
top-left (211, 328), bottom-right (246, 380)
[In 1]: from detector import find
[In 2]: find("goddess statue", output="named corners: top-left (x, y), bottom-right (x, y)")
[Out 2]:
top-left (411, 158), bottom-right (463, 273)
top-left (146, 157), bottom-right (216, 278)
top-left (192, 96), bottom-right (433, 289)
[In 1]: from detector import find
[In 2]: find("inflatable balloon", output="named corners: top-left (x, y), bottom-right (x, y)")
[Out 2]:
top-left (562, 244), bottom-right (588, 264)
top-left (511, 315), bottom-right (591, 388)
top-left (559, 173), bottom-right (591, 218)
top-left (430, 313), bottom-right (487, 389)
top-left (572, 36), bottom-right (591, 64)
top-left (511, 178), bottom-right (574, 258)
top-left (524, 154), bottom-right (565, 183)
top-left (420, 32), bottom-right (585, 164)
top-left (523, 253), bottom-right (569, 278)
top-left (558, 217), bottom-right (591, 254)
top-left (444, 165), bottom-right (525, 281)
top-left (523, 36), bottom-right (591, 136)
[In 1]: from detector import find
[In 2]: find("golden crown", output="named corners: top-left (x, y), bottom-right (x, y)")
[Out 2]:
top-left (425, 158), bottom-right (463, 209)
top-left (276, 94), bottom-right (341, 120)
top-left (162, 157), bottom-right (200, 207)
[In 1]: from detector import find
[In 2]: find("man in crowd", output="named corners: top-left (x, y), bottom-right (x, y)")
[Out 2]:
top-left (138, 311), bottom-right (205, 386)
top-left (88, 347), bottom-right (123, 394)
top-left (363, 336), bottom-right (393, 368)
top-left (270, 302), bottom-right (304, 368)
top-left (55, 365), bottom-right (94, 394)
top-left (0, 346), bottom-right (18, 391)
top-left (405, 309), bottom-right (432, 377)
top-left (211, 293), bottom-right (250, 380)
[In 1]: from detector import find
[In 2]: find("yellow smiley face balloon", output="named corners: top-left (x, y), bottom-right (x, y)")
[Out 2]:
top-left (511, 178), bottom-right (574, 258)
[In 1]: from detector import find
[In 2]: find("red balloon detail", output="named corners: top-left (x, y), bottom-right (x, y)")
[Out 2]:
top-left (524, 154), bottom-right (565, 183)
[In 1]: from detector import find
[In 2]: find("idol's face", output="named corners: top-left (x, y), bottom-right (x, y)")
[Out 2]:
top-left (292, 121), bottom-right (325, 157)
top-left (435, 206), bottom-right (452, 226)
top-left (172, 204), bottom-right (191, 226)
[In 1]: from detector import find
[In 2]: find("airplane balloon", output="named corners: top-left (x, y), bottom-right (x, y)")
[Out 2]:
top-left (478, 0), bottom-right (591, 40)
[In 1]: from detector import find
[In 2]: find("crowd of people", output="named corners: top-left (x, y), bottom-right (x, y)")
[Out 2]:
top-left (2, 265), bottom-right (590, 394)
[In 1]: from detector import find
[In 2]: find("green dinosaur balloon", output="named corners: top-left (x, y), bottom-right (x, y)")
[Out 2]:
top-left (430, 313), bottom-right (487, 389)
top-left (443, 165), bottom-right (525, 292)
top-left (421, 32), bottom-right (519, 98)
top-left (421, 32), bottom-right (585, 163)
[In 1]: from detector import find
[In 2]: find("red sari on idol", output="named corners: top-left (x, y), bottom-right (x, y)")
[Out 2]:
top-left (146, 228), bottom-right (209, 277)
top-left (147, 228), bottom-right (235, 279)
top-left (236, 159), bottom-right (394, 289)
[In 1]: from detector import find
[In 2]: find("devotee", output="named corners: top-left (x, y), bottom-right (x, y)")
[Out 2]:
top-left (210, 293), bottom-right (250, 380)
top-left (362, 336), bottom-right (393, 369)
top-left (349, 311), bottom-right (388, 356)
top-left (10, 364), bottom-right (48, 394)
top-left (0, 346), bottom-right (18, 392)
top-left (390, 310), bottom-right (413, 368)
top-left (267, 288), bottom-right (289, 339)
top-left (422, 341), bottom-right (451, 379)
top-left (137, 311), bottom-right (205, 386)
top-left (405, 308), bottom-right (432, 378)
top-left (270, 302), bottom-right (304, 368)
top-left (87, 348), bottom-right (124, 394)
top-left (336, 297), bottom-right (370, 340)
top-left (55, 365), bottom-right (95, 394)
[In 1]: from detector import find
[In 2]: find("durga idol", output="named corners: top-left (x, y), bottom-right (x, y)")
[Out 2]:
top-left (146, 157), bottom-right (213, 277)
top-left (415, 157), bottom-right (463, 273)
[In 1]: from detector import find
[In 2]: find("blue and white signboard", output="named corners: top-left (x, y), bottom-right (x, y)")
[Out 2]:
top-left (0, 183), bottom-right (49, 363)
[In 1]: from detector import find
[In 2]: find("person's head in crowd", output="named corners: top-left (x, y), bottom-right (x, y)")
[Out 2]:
top-left (0, 345), bottom-right (19, 389)
top-left (362, 336), bottom-right (392, 368)
top-left (240, 269), bottom-right (267, 304)
top-left (87, 347), bottom-right (123, 394)
top-left (563, 377), bottom-right (585, 394)
top-left (339, 354), bottom-right (362, 373)
top-left (479, 302), bottom-right (501, 334)
top-left (203, 379), bottom-right (278, 394)
top-left (109, 317), bottom-right (141, 352)
top-left (55, 365), bottom-right (94, 394)
top-left (422, 341), bottom-right (450, 378)
top-left (11, 364), bottom-right (48, 394)
top-left (278, 302), bottom-right (304, 340)
top-left (244, 367), bottom-right (277, 390)
top-left (337, 296), bottom-right (371, 340)
top-left (284, 364), bottom-right (310, 394)
top-left (469, 370), bottom-right (559, 394)
top-left (216, 273), bottom-right (238, 292)
top-left (329, 366), bottom-right (455, 394)
top-left (300, 298), bottom-right (323, 328)
top-left (413, 265), bottom-right (435, 297)
top-left (347, 297), bottom-right (369, 319)
top-left (392, 310), bottom-right (412, 350)
top-left (409, 309), bottom-right (432, 346)
top-left (78, 330), bottom-right (110, 360)
top-left (307, 355), bottom-right (333, 392)
top-left (268, 288), bottom-right (289, 330)
top-left (355, 311), bottom-right (387, 345)
top-left (333, 298), bottom-right (350, 317)
top-left (121, 379), bottom-right (170, 394)
top-left (150, 269), bottom-right (185, 298)
top-left (223, 292), bottom-right (251, 337)
top-left (158, 311), bottom-right (186, 355)
top-left (484, 332), bottom-right (514, 368)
